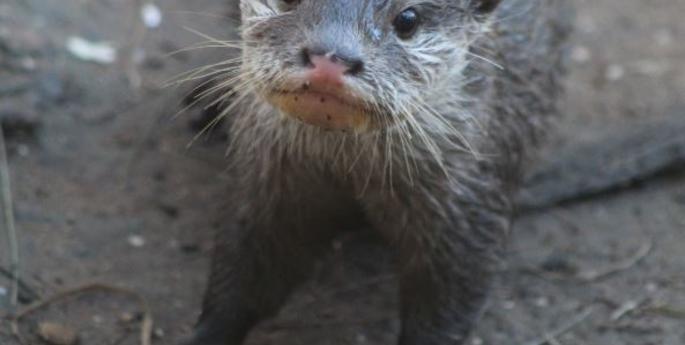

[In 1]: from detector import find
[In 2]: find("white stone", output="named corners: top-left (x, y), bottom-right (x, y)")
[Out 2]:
top-left (128, 235), bottom-right (146, 248)
top-left (141, 3), bottom-right (163, 29)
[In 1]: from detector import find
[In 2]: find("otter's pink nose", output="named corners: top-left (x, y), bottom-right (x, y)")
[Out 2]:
top-left (301, 48), bottom-right (365, 88)
top-left (309, 55), bottom-right (350, 87)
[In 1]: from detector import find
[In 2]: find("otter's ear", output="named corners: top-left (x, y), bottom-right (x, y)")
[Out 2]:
top-left (470, 0), bottom-right (502, 14)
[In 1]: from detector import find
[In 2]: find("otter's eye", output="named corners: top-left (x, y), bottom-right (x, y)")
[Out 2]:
top-left (280, 0), bottom-right (300, 7)
top-left (277, 0), bottom-right (301, 11)
top-left (393, 8), bottom-right (420, 39)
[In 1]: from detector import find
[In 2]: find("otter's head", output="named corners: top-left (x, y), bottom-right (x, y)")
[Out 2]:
top-left (238, 0), bottom-right (501, 132)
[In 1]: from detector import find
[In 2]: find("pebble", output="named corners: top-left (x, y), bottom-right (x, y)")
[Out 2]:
top-left (141, 3), bottom-right (163, 29)
top-left (153, 327), bottom-right (166, 339)
top-left (92, 315), bottom-right (104, 324)
top-left (20, 56), bottom-right (36, 71)
top-left (37, 322), bottom-right (78, 345)
top-left (119, 311), bottom-right (136, 323)
top-left (128, 235), bottom-right (146, 248)
top-left (645, 282), bottom-right (659, 293)
top-left (534, 296), bottom-right (550, 308)
top-left (605, 64), bottom-right (625, 81)
top-left (17, 144), bottom-right (30, 157)
top-left (66, 36), bottom-right (117, 64)
top-left (571, 45), bottom-right (591, 63)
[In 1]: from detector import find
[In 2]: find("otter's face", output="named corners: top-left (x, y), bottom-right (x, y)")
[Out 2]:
top-left (238, 0), bottom-right (500, 132)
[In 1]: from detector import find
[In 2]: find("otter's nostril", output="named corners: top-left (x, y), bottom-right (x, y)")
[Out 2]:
top-left (300, 48), bottom-right (314, 68)
top-left (345, 59), bottom-right (364, 76)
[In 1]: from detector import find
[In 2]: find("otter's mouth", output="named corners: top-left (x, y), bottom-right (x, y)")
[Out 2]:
top-left (268, 89), bottom-right (375, 131)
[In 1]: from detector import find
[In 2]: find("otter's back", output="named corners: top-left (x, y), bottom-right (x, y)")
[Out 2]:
top-left (477, 0), bottom-right (572, 180)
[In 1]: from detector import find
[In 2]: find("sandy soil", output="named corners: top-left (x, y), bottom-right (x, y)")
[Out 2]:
top-left (1, 0), bottom-right (684, 344)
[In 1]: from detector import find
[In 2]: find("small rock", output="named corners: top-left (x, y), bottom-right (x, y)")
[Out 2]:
top-left (141, 3), bottom-right (163, 29)
top-left (153, 327), bottom-right (165, 339)
top-left (16, 144), bottom-right (30, 157)
top-left (119, 311), bottom-right (136, 323)
top-left (20, 57), bottom-right (36, 71)
top-left (571, 45), bottom-right (591, 63)
top-left (92, 315), bottom-right (104, 324)
top-left (66, 36), bottom-right (117, 64)
top-left (605, 64), bottom-right (625, 82)
top-left (128, 235), bottom-right (146, 248)
top-left (534, 296), bottom-right (550, 308)
top-left (37, 322), bottom-right (78, 345)
top-left (645, 282), bottom-right (659, 293)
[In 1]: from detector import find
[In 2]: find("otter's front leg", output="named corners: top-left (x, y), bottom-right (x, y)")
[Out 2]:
top-left (366, 191), bottom-right (508, 345)
top-left (185, 211), bottom-right (337, 345)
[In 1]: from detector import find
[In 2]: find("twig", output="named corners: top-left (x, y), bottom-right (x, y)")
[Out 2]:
top-left (643, 305), bottom-right (685, 319)
top-left (610, 297), bottom-right (648, 321)
top-left (0, 123), bottom-right (20, 311)
top-left (577, 239), bottom-right (653, 282)
top-left (524, 307), bottom-right (593, 345)
top-left (10, 283), bottom-right (153, 345)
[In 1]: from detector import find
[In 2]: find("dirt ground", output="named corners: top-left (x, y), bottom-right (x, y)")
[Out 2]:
top-left (1, 0), bottom-right (684, 344)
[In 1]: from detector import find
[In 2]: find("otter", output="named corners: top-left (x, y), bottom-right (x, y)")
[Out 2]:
top-left (181, 0), bottom-right (571, 344)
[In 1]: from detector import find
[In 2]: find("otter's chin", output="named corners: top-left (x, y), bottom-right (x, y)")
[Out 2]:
top-left (268, 91), bottom-right (374, 131)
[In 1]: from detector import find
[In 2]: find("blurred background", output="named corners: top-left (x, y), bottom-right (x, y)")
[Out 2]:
top-left (0, 0), bottom-right (684, 344)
